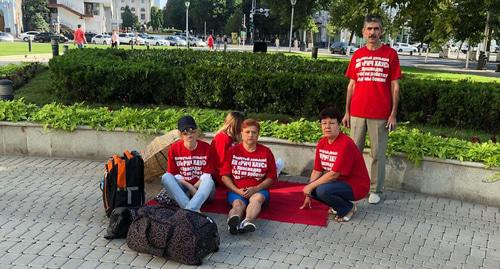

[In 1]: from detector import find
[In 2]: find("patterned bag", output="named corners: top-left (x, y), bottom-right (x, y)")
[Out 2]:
top-left (126, 205), bottom-right (219, 265)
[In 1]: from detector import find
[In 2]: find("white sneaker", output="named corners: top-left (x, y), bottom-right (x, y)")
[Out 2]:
top-left (276, 158), bottom-right (285, 178)
top-left (368, 193), bottom-right (381, 204)
top-left (239, 219), bottom-right (256, 233)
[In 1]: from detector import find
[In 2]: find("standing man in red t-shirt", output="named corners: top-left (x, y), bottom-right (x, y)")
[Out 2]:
top-left (73, 24), bottom-right (87, 49)
top-left (342, 14), bottom-right (401, 204)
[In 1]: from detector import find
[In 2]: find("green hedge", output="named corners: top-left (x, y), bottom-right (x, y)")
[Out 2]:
top-left (48, 49), bottom-right (499, 132)
top-left (0, 63), bottom-right (46, 89)
top-left (1, 99), bottom-right (498, 168)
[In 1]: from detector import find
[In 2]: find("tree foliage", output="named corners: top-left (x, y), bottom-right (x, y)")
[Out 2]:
top-left (122, 6), bottom-right (139, 30)
top-left (21, 0), bottom-right (50, 32)
top-left (150, 6), bottom-right (163, 31)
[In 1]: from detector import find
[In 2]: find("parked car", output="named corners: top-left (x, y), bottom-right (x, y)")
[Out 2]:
top-left (144, 36), bottom-right (170, 46)
top-left (0, 32), bottom-right (14, 42)
top-left (166, 35), bottom-right (186, 46)
top-left (189, 37), bottom-right (207, 47)
top-left (392, 42), bottom-right (418, 53)
top-left (20, 31), bottom-right (40, 41)
top-left (85, 33), bottom-right (97, 43)
top-left (411, 43), bottom-right (429, 52)
top-left (33, 32), bottom-right (68, 43)
top-left (330, 42), bottom-right (358, 54)
top-left (91, 34), bottom-right (111, 45)
top-left (118, 33), bottom-right (145, 45)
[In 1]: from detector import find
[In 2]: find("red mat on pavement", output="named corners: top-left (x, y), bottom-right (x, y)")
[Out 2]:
top-left (202, 181), bottom-right (330, 227)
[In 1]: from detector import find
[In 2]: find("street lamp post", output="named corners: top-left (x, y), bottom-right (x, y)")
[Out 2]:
top-left (185, 1), bottom-right (190, 49)
top-left (288, 0), bottom-right (297, 52)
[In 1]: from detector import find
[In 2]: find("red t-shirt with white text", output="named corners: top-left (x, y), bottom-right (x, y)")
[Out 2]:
top-left (221, 143), bottom-right (277, 189)
top-left (313, 133), bottom-right (370, 200)
top-left (345, 45), bottom-right (401, 119)
top-left (210, 132), bottom-right (235, 184)
top-left (167, 140), bottom-right (215, 185)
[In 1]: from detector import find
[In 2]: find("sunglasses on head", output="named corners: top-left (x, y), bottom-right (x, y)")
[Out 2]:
top-left (181, 128), bottom-right (196, 135)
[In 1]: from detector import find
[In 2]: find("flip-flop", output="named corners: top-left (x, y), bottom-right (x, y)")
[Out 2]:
top-left (335, 204), bottom-right (357, 223)
top-left (329, 208), bottom-right (337, 215)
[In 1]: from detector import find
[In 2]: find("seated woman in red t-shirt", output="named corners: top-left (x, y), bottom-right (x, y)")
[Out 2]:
top-left (300, 108), bottom-right (370, 222)
top-left (220, 119), bottom-right (277, 234)
top-left (161, 115), bottom-right (216, 212)
top-left (210, 111), bottom-right (245, 185)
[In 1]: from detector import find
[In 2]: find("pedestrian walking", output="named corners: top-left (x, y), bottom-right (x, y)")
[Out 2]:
top-left (216, 34), bottom-right (222, 51)
top-left (223, 35), bottom-right (228, 52)
top-left (275, 36), bottom-right (280, 51)
top-left (111, 30), bottom-right (118, 48)
top-left (294, 38), bottom-right (299, 50)
top-left (342, 14), bottom-right (401, 205)
top-left (73, 24), bottom-right (86, 49)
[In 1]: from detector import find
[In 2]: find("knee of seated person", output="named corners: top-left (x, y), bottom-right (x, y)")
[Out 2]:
top-left (232, 199), bottom-right (245, 209)
top-left (249, 193), bottom-right (265, 204)
top-left (200, 173), bottom-right (215, 186)
top-left (161, 173), bottom-right (175, 185)
top-left (314, 185), bottom-right (329, 199)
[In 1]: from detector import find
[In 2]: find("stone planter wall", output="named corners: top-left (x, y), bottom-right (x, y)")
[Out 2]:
top-left (1, 122), bottom-right (499, 206)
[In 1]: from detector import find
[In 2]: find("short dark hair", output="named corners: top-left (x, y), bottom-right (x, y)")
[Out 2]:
top-left (364, 14), bottom-right (383, 28)
top-left (319, 108), bottom-right (342, 123)
top-left (77, 24), bottom-right (82, 28)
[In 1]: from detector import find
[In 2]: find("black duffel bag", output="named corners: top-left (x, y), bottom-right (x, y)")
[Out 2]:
top-left (126, 205), bottom-right (219, 265)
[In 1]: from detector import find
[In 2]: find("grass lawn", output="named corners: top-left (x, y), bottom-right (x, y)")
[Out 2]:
top-left (285, 51), bottom-right (499, 83)
top-left (0, 42), bottom-right (173, 56)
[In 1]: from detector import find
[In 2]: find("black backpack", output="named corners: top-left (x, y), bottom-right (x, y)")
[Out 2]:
top-left (102, 150), bottom-right (145, 217)
top-left (104, 207), bottom-right (138, 239)
top-left (127, 205), bottom-right (219, 265)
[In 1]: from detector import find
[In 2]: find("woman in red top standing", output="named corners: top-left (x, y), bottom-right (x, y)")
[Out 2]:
top-left (211, 111), bottom-right (245, 185)
top-left (220, 119), bottom-right (277, 234)
top-left (207, 34), bottom-right (214, 51)
top-left (300, 108), bottom-right (370, 222)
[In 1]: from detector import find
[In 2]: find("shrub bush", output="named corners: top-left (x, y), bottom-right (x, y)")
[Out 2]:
top-left (48, 49), bottom-right (499, 132)
top-left (0, 63), bottom-right (46, 89)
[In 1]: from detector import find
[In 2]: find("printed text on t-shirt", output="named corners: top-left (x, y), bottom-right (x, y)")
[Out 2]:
top-left (174, 156), bottom-right (207, 180)
top-left (319, 149), bottom-right (337, 171)
top-left (354, 56), bottom-right (390, 83)
top-left (231, 156), bottom-right (267, 180)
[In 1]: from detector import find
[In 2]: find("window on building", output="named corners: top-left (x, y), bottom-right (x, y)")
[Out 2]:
top-left (140, 8), bottom-right (145, 12)
top-left (131, 7), bottom-right (135, 12)
top-left (121, 7), bottom-right (125, 11)
top-left (141, 0), bottom-right (145, 3)
top-left (141, 14), bottom-right (145, 20)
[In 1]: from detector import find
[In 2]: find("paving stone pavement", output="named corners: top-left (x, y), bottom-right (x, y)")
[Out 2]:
top-left (0, 155), bottom-right (499, 269)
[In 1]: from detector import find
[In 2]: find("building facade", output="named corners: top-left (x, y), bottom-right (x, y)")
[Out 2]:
top-left (112, 0), bottom-right (151, 30)
top-left (48, 0), bottom-right (113, 34)
top-left (0, 0), bottom-right (22, 36)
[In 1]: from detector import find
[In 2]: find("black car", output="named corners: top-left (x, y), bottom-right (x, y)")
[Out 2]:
top-left (34, 32), bottom-right (68, 43)
top-left (330, 42), bottom-right (359, 54)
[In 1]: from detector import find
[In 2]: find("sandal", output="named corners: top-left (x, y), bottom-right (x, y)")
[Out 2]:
top-left (335, 204), bottom-right (357, 222)
top-left (328, 208), bottom-right (337, 216)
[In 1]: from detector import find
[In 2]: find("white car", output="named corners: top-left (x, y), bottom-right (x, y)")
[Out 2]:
top-left (20, 31), bottom-right (40, 42)
top-left (392, 42), bottom-right (418, 53)
top-left (189, 37), bottom-right (207, 47)
top-left (91, 34), bottom-right (112, 45)
top-left (118, 33), bottom-right (145, 45)
top-left (0, 32), bottom-right (14, 42)
top-left (167, 35), bottom-right (187, 46)
top-left (145, 36), bottom-right (170, 46)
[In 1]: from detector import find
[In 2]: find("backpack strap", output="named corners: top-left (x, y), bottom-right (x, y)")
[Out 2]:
top-left (113, 155), bottom-right (127, 190)
top-left (124, 150), bottom-right (134, 160)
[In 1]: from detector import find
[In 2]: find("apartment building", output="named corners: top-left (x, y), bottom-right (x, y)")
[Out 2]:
top-left (0, 0), bottom-right (22, 36)
top-left (48, 0), bottom-right (113, 34)
top-left (111, 0), bottom-right (151, 29)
